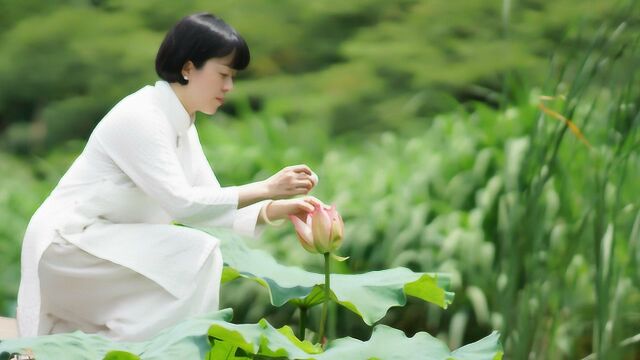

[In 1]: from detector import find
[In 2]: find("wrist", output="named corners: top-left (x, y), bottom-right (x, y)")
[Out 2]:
top-left (257, 180), bottom-right (272, 201)
top-left (237, 181), bottom-right (271, 209)
top-left (260, 200), bottom-right (285, 226)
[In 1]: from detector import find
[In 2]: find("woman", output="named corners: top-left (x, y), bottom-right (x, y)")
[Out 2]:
top-left (16, 13), bottom-right (320, 341)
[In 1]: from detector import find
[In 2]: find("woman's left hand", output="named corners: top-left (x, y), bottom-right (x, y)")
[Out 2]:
top-left (263, 165), bottom-right (318, 199)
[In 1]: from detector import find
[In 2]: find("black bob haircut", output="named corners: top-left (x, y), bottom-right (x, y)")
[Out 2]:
top-left (155, 13), bottom-right (250, 85)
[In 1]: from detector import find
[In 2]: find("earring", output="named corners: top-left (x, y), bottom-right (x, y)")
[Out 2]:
top-left (183, 75), bottom-right (188, 81)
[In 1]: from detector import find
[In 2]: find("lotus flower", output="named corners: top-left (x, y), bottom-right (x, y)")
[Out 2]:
top-left (289, 204), bottom-right (344, 254)
top-left (289, 203), bottom-right (345, 344)
top-left (289, 203), bottom-right (346, 344)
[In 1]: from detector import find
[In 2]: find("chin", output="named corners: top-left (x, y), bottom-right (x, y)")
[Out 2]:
top-left (201, 107), bottom-right (219, 115)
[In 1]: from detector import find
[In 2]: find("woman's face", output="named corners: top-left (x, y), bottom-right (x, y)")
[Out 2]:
top-left (183, 53), bottom-right (236, 115)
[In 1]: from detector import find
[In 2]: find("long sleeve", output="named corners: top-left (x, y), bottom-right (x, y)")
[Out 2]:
top-left (188, 126), bottom-right (268, 238)
top-left (233, 201), bottom-right (268, 237)
top-left (95, 105), bottom-right (239, 228)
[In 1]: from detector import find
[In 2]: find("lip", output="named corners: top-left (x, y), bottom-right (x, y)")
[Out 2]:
top-left (215, 97), bottom-right (224, 104)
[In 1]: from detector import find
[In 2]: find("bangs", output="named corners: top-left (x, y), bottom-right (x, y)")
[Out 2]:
top-left (216, 35), bottom-right (250, 70)
top-left (229, 36), bottom-right (250, 70)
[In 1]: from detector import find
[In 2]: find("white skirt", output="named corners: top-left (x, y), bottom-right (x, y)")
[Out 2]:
top-left (37, 233), bottom-right (223, 342)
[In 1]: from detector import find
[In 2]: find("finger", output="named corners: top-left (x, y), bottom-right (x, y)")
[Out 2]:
top-left (303, 196), bottom-right (324, 207)
top-left (294, 180), bottom-right (313, 189)
top-left (292, 187), bottom-right (311, 195)
top-left (307, 197), bottom-right (331, 210)
top-left (297, 201), bottom-right (315, 212)
top-left (297, 175), bottom-right (316, 189)
top-left (310, 172), bottom-right (319, 186)
top-left (289, 164), bottom-right (312, 175)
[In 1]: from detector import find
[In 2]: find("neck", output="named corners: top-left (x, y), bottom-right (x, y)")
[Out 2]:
top-left (169, 82), bottom-right (196, 118)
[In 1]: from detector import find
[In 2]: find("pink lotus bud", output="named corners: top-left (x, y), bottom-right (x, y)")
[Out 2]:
top-left (289, 204), bottom-right (344, 254)
top-left (289, 211), bottom-right (317, 253)
top-left (328, 206), bottom-right (344, 251)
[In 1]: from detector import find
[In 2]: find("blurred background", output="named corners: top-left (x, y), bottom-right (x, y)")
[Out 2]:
top-left (1, 0), bottom-right (639, 358)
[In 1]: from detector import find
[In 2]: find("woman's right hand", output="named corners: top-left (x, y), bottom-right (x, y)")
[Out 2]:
top-left (264, 164), bottom-right (318, 199)
top-left (265, 196), bottom-right (326, 222)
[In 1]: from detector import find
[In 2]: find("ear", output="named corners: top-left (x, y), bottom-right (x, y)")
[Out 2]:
top-left (181, 61), bottom-right (195, 80)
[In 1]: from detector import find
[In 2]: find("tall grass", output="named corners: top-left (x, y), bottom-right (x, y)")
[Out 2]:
top-left (496, 11), bottom-right (640, 358)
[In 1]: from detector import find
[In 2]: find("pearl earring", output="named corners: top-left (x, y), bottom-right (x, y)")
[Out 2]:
top-left (183, 75), bottom-right (188, 81)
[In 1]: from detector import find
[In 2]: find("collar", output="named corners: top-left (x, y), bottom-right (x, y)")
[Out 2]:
top-left (154, 80), bottom-right (195, 134)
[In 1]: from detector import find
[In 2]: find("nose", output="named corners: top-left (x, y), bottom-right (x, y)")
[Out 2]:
top-left (222, 77), bottom-right (233, 93)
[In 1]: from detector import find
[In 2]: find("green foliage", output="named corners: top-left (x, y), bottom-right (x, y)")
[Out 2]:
top-left (209, 320), bottom-right (502, 360)
top-left (102, 351), bottom-right (141, 360)
top-left (0, 7), bottom-right (159, 153)
top-left (0, 309), bottom-right (502, 360)
top-left (199, 227), bottom-right (453, 324)
top-left (206, 320), bottom-right (503, 360)
top-left (206, 318), bottom-right (321, 359)
top-left (317, 326), bottom-right (502, 360)
top-left (1, 0), bottom-right (637, 150)
top-left (0, 0), bottom-right (86, 33)
top-left (0, 309), bottom-right (232, 359)
top-left (228, 0), bottom-right (634, 133)
top-left (492, 18), bottom-right (640, 359)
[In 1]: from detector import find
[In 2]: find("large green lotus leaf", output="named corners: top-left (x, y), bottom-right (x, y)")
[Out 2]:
top-left (316, 325), bottom-right (503, 360)
top-left (205, 319), bottom-right (502, 360)
top-left (197, 227), bottom-right (454, 325)
top-left (206, 318), bottom-right (322, 359)
top-left (0, 309), bottom-right (232, 360)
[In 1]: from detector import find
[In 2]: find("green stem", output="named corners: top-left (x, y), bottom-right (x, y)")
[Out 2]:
top-left (316, 252), bottom-right (331, 344)
top-left (298, 306), bottom-right (307, 340)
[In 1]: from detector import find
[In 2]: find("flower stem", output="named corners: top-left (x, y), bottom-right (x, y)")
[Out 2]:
top-left (298, 306), bottom-right (307, 340)
top-left (317, 252), bottom-right (331, 344)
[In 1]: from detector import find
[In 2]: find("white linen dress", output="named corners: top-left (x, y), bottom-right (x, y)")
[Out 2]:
top-left (16, 80), bottom-right (268, 341)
